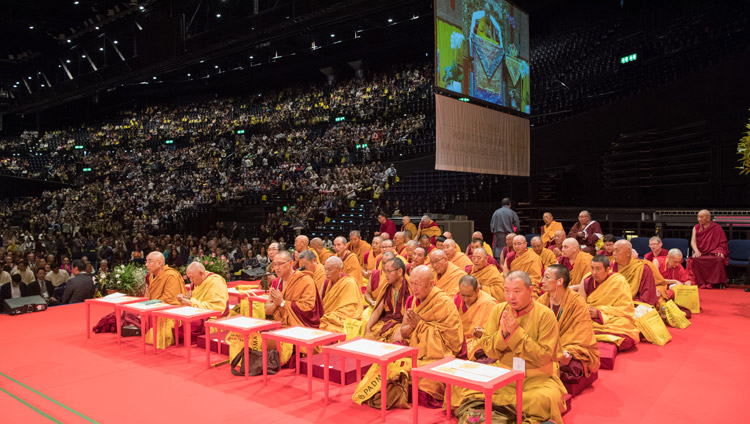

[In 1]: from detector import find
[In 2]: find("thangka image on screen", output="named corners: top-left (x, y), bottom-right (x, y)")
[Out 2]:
top-left (436, 0), bottom-right (530, 114)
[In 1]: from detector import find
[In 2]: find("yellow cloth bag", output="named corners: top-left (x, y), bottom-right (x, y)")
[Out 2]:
top-left (635, 309), bottom-right (672, 346)
top-left (344, 318), bottom-right (364, 340)
top-left (663, 300), bottom-right (691, 329)
top-left (673, 285), bottom-right (700, 314)
top-left (351, 357), bottom-right (412, 405)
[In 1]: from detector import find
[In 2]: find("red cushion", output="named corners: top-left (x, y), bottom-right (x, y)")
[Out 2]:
top-left (598, 342), bottom-right (618, 370)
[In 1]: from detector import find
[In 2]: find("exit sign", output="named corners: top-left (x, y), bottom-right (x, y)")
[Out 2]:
top-left (620, 53), bottom-right (637, 64)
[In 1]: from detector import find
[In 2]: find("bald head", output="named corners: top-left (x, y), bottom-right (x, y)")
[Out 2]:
top-left (530, 236), bottom-right (543, 254)
top-left (429, 249), bottom-right (448, 274)
top-left (145, 251), bottom-right (165, 275)
top-left (325, 256), bottom-right (343, 269)
top-left (186, 261), bottom-right (209, 286)
top-left (410, 265), bottom-right (435, 301)
top-left (471, 231), bottom-right (483, 241)
top-left (443, 239), bottom-right (458, 259)
top-left (512, 235), bottom-right (527, 254)
top-left (613, 239), bottom-right (633, 265)
top-left (443, 231), bottom-right (453, 240)
top-left (394, 232), bottom-right (405, 245)
top-left (294, 235), bottom-right (309, 252)
top-left (310, 237), bottom-right (324, 250)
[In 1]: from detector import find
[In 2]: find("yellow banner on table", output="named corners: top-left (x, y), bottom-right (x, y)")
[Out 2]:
top-left (351, 357), bottom-right (412, 406)
top-left (635, 309), bottom-right (672, 346)
top-left (673, 285), bottom-right (700, 314)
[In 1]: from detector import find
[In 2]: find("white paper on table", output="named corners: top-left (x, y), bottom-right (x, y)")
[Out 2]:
top-left (271, 326), bottom-right (335, 340)
top-left (98, 296), bottom-right (141, 304)
top-left (102, 292), bottom-right (126, 299)
top-left (335, 339), bottom-right (404, 356)
top-left (432, 359), bottom-right (510, 383)
top-left (165, 306), bottom-right (213, 317)
top-left (220, 316), bottom-right (269, 329)
top-left (228, 288), bottom-right (240, 295)
top-left (126, 302), bottom-right (168, 311)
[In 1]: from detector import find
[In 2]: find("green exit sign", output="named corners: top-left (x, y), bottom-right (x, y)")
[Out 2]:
top-left (74, 145), bottom-right (84, 149)
top-left (620, 53), bottom-right (637, 64)
top-left (82, 168), bottom-right (92, 172)
top-left (237, 130), bottom-right (245, 134)
top-left (165, 139), bottom-right (174, 144)
top-left (335, 116), bottom-right (345, 122)
top-left (458, 97), bottom-right (469, 102)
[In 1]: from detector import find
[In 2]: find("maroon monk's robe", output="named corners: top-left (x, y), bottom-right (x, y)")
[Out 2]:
top-left (655, 256), bottom-right (689, 283)
top-left (611, 262), bottom-right (658, 306)
top-left (568, 221), bottom-right (603, 255)
top-left (379, 219), bottom-right (397, 239)
top-left (689, 222), bottom-right (728, 288)
top-left (644, 249), bottom-right (668, 262)
top-left (558, 256), bottom-right (574, 271)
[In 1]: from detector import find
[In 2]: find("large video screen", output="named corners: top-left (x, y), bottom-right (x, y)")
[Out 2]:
top-left (435, 0), bottom-right (530, 114)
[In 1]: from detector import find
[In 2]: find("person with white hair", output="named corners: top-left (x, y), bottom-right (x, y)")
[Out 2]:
top-left (318, 256), bottom-right (363, 333)
top-left (416, 215), bottom-right (441, 245)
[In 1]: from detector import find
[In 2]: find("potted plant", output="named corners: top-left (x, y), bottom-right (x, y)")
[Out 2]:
top-left (106, 263), bottom-right (148, 296)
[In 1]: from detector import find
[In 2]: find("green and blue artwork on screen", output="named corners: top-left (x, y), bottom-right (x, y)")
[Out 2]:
top-left (435, 0), bottom-right (530, 114)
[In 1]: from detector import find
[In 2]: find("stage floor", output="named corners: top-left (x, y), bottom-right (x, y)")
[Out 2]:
top-left (1, 289), bottom-right (747, 423)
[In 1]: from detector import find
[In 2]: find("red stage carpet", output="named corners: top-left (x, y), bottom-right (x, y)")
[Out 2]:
top-left (1, 289), bottom-right (747, 423)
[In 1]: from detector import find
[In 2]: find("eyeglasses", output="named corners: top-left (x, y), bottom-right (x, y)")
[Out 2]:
top-left (273, 260), bottom-right (291, 268)
top-left (384, 268), bottom-right (398, 274)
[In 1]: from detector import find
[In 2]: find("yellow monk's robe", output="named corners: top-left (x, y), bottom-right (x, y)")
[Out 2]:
top-left (339, 251), bottom-right (363, 287)
top-left (450, 252), bottom-right (473, 270)
top-left (435, 261), bottom-right (466, 298)
top-left (365, 278), bottom-right (411, 342)
top-left (363, 250), bottom-right (381, 285)
top-left (318, 249), bottom-right (334, 265)
top-left (311, 263), bottom-right (327, 293)
top-left (535, 248), bottom-right (558, 269)
top-left (271, 270), bottom-right (323, 328)
top-left (189, 273), bottom-right (229, 312)
top-left (347, 241), bottom-right (372, 267)
top-left (538, 289), bottom-right (600, 380)
top-left (454, 290), bottom-right (497, 359)
top-left (406, 287), bottom-right (464, 402)
top-left (541, 220), bottom-right (564, 247)
top-left (559, 252), bottom-right (593, 287)
top-left (402, 222), bottom-right (418, 240)
top-left (469, 263), bottom-right (506, 303)
top-left (417, 220), bottom-right (442, 241)
top-left (612, 258), bottom-right (666, 307)
top-left (451, 302), bottom-right (567, 424)
top-left (583, 272), bottom-right (640, 348)
top-left (146, 266), bottom-right (187, 349)
top-left (319, 275), bottom-right (363, 333)
top-left (510, 251), bottom-right (543, 297)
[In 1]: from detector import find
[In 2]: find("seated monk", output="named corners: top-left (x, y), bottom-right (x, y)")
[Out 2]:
top-left (465, 231), bottom-right (494, 258)
top-left (547, 230), bottom-right (567, 258)
top-left (266, 250), bottom-right (323, 329)
top-left (578, 255), bottom-right (639, 351)
top-left (319, 256), bottom-right (363, 333)
top-left (298, 250), bottom-right (326, 293)
top-left (365, 258), bottom-right (411, 342)
top-left (654, 249), bottom-right (692, 297)
top-left (362, 236), bottom-right (383, 286)
top-left (611, 240), bottom-right (665, 306)
top-left (265, 242), bottom-right (280, 274)
top-left (346, 230), bottom-right (371, 267)
top-left (468, 248), bottom-right (505, 302)
top-left (444, 239), bottom-right (472, 269)
top-left (404, 240), bottom-right (417, 264)
top-left (408, 246), bottom-right (427, 275)
top-left (144, 252), bottom-right (187, 349)
top-left (452, 271), bottom-right (567, 424)
top-left (443, 231), bottom-right (461, 252)
top-left (419, 235), bottom-right (436, 257)
top-left (469, 238), bottom-right (500, 268)
top-left (689, 209), bottom-right (729, 289)
top-left (499, 232), bottom-right (516, 266)
top-left (416, 215), bottom-right (442, 245)
top-left (568, 210), bottom-right (603, 256)
top-left (645, 236), bottom-right (668, 262)
top-left (393, 232), bottom-right (408, 257)
top-left (455, 275), bottom-right (497, 359)
top-left (530, 236), bottom-right (557, 269)
top-left (176, 262), bottom-right (229, 344)
top-left (377, 239), bottom-right (408, 269)
top-left (334, 236), bottom-right (363, 287)
top-left (429, 249), bottom-right (466, 297)
top-left (311, 237), bottom-right (334, 266)
top-left (540, 212), bottom-right (564, 248)
top-left (398, 265), bottom-right (463, 406)
top-left (596, 234), bottom-right (616, 261)
top-left (365, 251), bottom-right (397, 307)
top-left (435, 235), bottom-right (446, 251)
top-left (539, 265), bottom-right (600, 384)
top-left (293, 235), bottom-right (317, 269)
top-left (401, 216), bottom-right (418, 240)
top-left (504, 235), bottom-right (543, 297)
top-left (559, 238), bottom-right (593, 287)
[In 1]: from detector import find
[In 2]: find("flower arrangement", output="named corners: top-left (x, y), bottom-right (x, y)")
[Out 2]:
top-left (104, 263), bottom-right (148, 296)
top-left (193, 253), bottom-right (230, 276)
top-left (738, 112), bottom-right (750, 175)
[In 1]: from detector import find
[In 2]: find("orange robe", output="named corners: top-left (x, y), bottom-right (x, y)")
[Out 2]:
top-left (340, 251), bottom-right (363, 287)
top-left (612, 258), bottom-right (664, 306)
top-left (454, 290), bottom-right (497, 359)
top-left (272, 270), bottom-right (323, 328)
top-left (435, 261), bottom-right (466, 298)
top-left (311, 263), bottom-right (327, 293)
top-left (146, 267), bottom-right (187, 349)
top-left (509, 251), bottom-right (543, 296)
top-left (541, 220), bottom-right (564, 247)
top-left (417, 220), bottom-right (442, 242)
top-left (401, 222), bottom-right (418, 240)
top-left (365, 278), bottom-right (411, 342)
top-left (535, 248), bottom-right (558, 269)
top-left (560, 252), bottom-right (593, 287)
top-left (469, 263), bottom-right (506, 302)
top-left (319, 275), bottom-right (363, 333)
top-left (450, 252), bottom-right (473, 270)
top-left (584, 272), bottom-right (640, 348)
top-left (318, 249), bottom-right (334, 265)
top-left (347, 241), bottom-right (372, 267)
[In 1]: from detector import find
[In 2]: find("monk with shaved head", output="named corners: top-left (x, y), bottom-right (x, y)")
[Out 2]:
top-left (346, 230), bottom-right (371, 267)
top-left (611, 239), bottom-right (664, 306)
top-left (145, 251), bottom-right (187, 349)
top-left (444, 239), bottom-right (472, 269)
top-left (540, 212), bottom-right (564, 248)
top-left (310, 237), bottom-right (333, 266)
top-left (689, 209), bottom-right (728, 289)
top-left (468, 247), bottom-right (505, 302)
top-left (548, 230), bottom-right (567, 258)
top-left (559, 238), bottom-right (593, 287)
top-left (334, 236), bottom-right (362, 286)
top-left (504, 235), bottom-right (543, 297)
top-left (430, 249), bottom-right (466, 297)
top-left (531, 236), bottom-right (557, 268)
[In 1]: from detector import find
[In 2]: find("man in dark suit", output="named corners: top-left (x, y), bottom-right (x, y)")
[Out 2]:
top-left (29, 268), bottom-right (58, 306)
top-left (1, 273), bottom-right (30, 305)
top-left (61, 259), bottom-right (95, 304)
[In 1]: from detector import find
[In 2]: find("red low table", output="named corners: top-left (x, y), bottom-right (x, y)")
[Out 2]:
top-left (227, 287), bottom-right (264, 304)
top-left (116, 301), bottom-right (178, 352)
top-left (410, 356), bottom-right (524, 424)
top-left (261, 327), bottom-right (346, 398)
top-left (204, 316), bottom-right (281, 379)
top-left (84, 295), bottom-right (146, 341)
top-left (151, 306), bottom-right (223, 362)
top-left (322, 337), bottom-right (418, 423)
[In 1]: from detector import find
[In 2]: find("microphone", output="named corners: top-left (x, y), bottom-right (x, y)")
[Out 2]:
top-left (298, 266), bottom-right (306, 271)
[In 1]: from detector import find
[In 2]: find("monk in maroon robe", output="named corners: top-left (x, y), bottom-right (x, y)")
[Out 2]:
top-left (689, 210), bottom-right (728, 289)
top-left (644, 236), bottom-right (668, 262)
top-left (568, 210), bottom-right (603, 255)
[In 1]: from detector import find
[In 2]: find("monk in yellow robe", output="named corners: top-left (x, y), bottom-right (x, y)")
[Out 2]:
top-left (456, 275), bottom-right (497, 359)
top-left (548, 230), bottom-right (567, 258)
top-left (266, 251), bottom-right (323, 329)
top-left (444, 239), bottom-right (472, 269)
top-left (364, 251), bottom-right (396, 307)
top-left (539, 265), bottom-right (600, 384)
top-left (293, 235), bottom-right (318, 269)
top-left (365, 258), bottom-right (411, 341)
top-left (362, 236), bottom-right (382, 284)
top-left (468, 248), bottom-right (505, 302)
top-left (531, 236), bottom-right (557, 269)
top-left (443, 231), bottom-right (462, 252)
top-left (176, 261), bottom-right (229, 344)
top-left (298, 250), bottom-right (326, 293)
top-left (398, 265), bottom-right (463, 404)
top-left (334, 236), bottom-right (363, 287)
top-left (404, 240), bottom-right (417, 264)
top-left (416, 215), bottom-right (442, 244)
top-left (346, 230), bottom-right (371, 267)
top-left (505, 235), bottom-right (543, 297)
top-left (319, 256), bottom-right (363, 333)
top-left (378, 239), bottom-right (408, 269)
top-left (408, 246), bottom-right (428, 275)
top-left (465, 231), bottom-right (494, 258)
top-left (578, 255), bottom-right (639, 351)
top-left (452, 271), bottom-right (567, 424)
top-left (610, 240), bottom-right (665, 306)
top-left (429, 249), bottom-right (466, 297)
top-left (311, 237), bottom-right (334, 268)
top-left (541, 212), bottom-right (564, 248)
top-left (393, 232), bottom-right (408, 258)
top-left (145, 251), bottom-right (187, 349)
top-left (401, 216), bottom-right (418, 240)
top-left (559, 238), bottom-right (593, 287)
